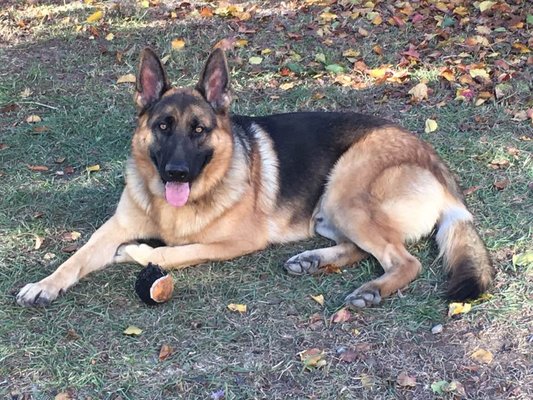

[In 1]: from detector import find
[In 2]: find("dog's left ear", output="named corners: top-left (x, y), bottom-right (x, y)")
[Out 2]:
top-left (196, 48), bottom-right (231, 114)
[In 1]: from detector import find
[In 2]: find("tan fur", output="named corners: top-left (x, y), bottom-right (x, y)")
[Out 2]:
top-left (17, 53), bottom-right (491, 308)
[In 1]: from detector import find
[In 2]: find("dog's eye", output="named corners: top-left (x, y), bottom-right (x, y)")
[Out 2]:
top-left (159, 122), bottom-right (168, 131)
top-left (195, 126), bottom-right (204, 134)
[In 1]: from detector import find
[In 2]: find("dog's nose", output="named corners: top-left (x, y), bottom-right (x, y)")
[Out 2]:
top-left (165, 162), bottom-right (189, 182)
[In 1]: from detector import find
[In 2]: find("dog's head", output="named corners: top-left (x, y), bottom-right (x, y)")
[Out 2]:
top-left (132, 48), bottom-right (233, 207)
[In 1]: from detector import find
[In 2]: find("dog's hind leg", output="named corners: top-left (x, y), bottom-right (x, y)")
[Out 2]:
top-left (284, 242), bottom-right (367, 275)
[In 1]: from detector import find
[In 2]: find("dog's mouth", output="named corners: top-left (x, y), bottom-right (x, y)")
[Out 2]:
top-left (164, 181), bottom-right (190, 208)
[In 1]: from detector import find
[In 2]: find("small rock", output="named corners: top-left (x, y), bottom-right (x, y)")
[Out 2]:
top-left (431, 324), bottom-right (443, 334)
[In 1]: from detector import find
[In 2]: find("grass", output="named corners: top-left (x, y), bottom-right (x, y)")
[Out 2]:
top-left (1, 1), bottom-right (532, 399)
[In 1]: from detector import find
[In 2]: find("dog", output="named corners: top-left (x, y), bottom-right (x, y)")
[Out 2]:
top-left (17, 47), bottom-right (494, 308)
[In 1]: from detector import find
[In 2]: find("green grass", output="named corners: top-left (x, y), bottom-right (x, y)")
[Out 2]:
top-left (1, 1), bottom-right (532, 399)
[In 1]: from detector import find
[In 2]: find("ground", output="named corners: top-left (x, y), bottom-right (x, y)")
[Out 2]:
top-left (0, 1), bottom-right (532, 399)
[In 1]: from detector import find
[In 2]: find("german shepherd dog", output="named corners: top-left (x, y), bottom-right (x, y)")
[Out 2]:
top-left (17, 47), bottom-right (494, 308)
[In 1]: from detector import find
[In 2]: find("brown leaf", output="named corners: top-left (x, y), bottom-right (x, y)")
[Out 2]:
top-left (470, 348), bottom-right (493, 364)
top-left (397, 371), bottom-right (417, 387)
top-left (26, 115), bottom-right (42, 123)
top-left (339, 349), bottom-right (358, 363)
top-left (0, 103), bottom-right (19, 113)
top-left (322, 264), bottom-right (342, 274)
top-left (116, 74), bottom-right (136, 84)
top-left (27, 165), bottom-right (49, 172)
top-left (34, 236), bottom-right (44, 250)
top-left (493, 179), bottom-right (509, 190)
top-left (55, 393), bottom-right (71, 400)
top-left (62, 231), bottom-right (81, 242)
top-left (331, 307), bottom-right (351, 323)
top-left (32, 126), bottom-right (50, 134)
top-left (159, 343), bottom-right (174, 361)
top-left (61, 243), bottom-right (78, 253)
top-left (200, 6), bottom-right (213, 17)
top-left (298, 348), bottom-right (326, 369)
top-left (408, 82), bottom-right (429, 102)
top-left (463, 185), bottom-right (481, 196)
top-left (0, 143), bottom-right (9, 150)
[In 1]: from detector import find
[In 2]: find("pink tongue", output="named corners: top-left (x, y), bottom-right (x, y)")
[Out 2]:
top-left (165, 182), bottom-right (190, 207)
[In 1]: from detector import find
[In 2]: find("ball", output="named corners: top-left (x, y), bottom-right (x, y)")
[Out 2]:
top-left (134, 263), bottom-right (174, 305)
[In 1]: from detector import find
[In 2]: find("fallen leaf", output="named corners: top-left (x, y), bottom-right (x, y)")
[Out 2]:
top-left (408, 82), bottom-right (428, 102)
top-left (159, 343), bottom-right (173, 361)
top-left (298, 348), bottom-right (326, 369)
top-left (331, 307), bottom-right (351, 323)
top-left (235, 39), bottom-right (248, 48)
top-left (86, 10), bottom-right (103, 23)
top-left (34, 236), bottom-right (44, 250)
top-left (478, 1), bottom-right (496, 12)
top-left (105, 32), bottom-right (114, 41)
top-left (171, 38), bottom-right (186, 50)
top-left (325, 64), bottom-right (344, 74)
top-left (200, 6), bottom-right (213, 17)
top-left (279, 82), bottom-right (296, 91)
top-left (339, 349), bottom-right (358, 363)
top-left (61, 244), bottom-right (78, 253)
top-left (123, 325), bottom-right (143, 336)
top-left (55, 393), bottom-right (71, 400)
top-left (0, 143), bottom-right (9, 150)
top-left (32, 126), bottom-right (50, 134)
top-left (62, 231), bottom-right (81, 242)
top-left (322, 264), bottom-right (341, 274)
top-left (248, 56), bottom-right (263, 65)
top-left (26, 115), bottom-right (42, 123)
top-left (372, 45), bottom-right (383, 55)
top-left (439, 68), bottom-right (455, 81)
top-left (470, 68), bottom-right (490, 80)
top-left (493, 178), bottom-right (509, 190)
top-left (425, 119), bottom-right (438, 133)
top-left (448, 302), bottom-right (472, 317)
top-left (342, 49), bottom-right (360, 58)
top-left (227, 303), bottom-right (247, 313)
top-left (310, 294), bottom-right (324, 306)
top-left (397, 371), bottom-right (417, 387)
top-left (359, 373), bottom-right (374, 389)
top-left (358, 27), bottom-right (369, 36)
top-left (117, 74), bottom-right (136, 84)
top-left (512, 251), bottom-right (533, 267)
top-left (470, 348), bottom-right (493, 364)
top-left (86, 164), bottom-right (100, 172)
top-left (431, 380), bottom-right (449, 395)
top-left (27, 165), bottom-right (49, 172)
top-left (463, 185), bottom-right (482, 196)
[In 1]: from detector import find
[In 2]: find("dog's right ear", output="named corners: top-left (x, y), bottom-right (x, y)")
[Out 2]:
top-left (135, 48), bottom-right (169, 111)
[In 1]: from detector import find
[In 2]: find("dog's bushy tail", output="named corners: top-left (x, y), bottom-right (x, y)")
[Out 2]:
top-left (436, 206), bottom-right (494, 300)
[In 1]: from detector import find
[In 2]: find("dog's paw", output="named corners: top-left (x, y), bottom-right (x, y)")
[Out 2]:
top-left (345, 283), bottom-right (382, 309)
top-left (16, 280), bottom-right (64, 307)
top-left (284, 252), bottom-right (321, 275)
top-left (115, 243), bottom-right (154, 266)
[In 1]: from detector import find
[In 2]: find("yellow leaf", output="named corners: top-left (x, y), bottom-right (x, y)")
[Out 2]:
top-left (372, 14), bottom-right (383, 25)
top-left (298, 348), bottom-right (326, 369)
top-left (448, 302), bottom-right (472, 317)
top-left (123, 325), bottom-right (142, 336)
top-left (116, 74), bottom-right (136, 84)
top-left (105, 32), bottom-right (114, 41)
top-left (440, 68), bottom-right (455, 81)
top-left (86, 164), bottom-right (100, 172)
top-left (471, 348), bottom-right (493, 364)
top-left (34, 236), bottom-right (44, 250)
top-left (319, 11), bottom-right (337, 22)
top-left (140, 0), bottom-right (150, 8)
top-left (512, 43), bottom-right (530, 54)
top-left (248, 56), bottom-right (263, 65)
top-left (86, 10), bottom-right (103, 23)
top-left (70, 231), bottom-right (81, 240)
top-left (171, 38), bottom-right (186, 50)
top-left (235, 39), bottom-right (248, 48)
top-left (279, 82), bottom-right (296, 91)
top-left (368, 67), bottom-right (388, 79)
top-left (261, 48), bottom-right (272, 55)
top-left (26, 114), bottom-right (42, 123)
top-left (470, 68), bottom-right (490, 80)
top-left (227, 303), bottom-right (247, 313)
top-left (160, 55), bottom-right (170, 65)
top-left (310, 294), bottom-right (324, 306)
top-left (425, 119), bottom-right (438, 133)
top-left (478, 1), bottom-right (496, 12)
top-left (342, 49), bottom-right (360, 58)
top-left (408, 82), bottom-right (429, 101)
top-left (55, 393), bottom-right (71, 400)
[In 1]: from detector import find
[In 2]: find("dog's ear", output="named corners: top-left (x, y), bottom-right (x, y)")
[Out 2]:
top-left (196, 48), bottom-right (231, 114)
top-left (135, 48), bottom-right (169, 110)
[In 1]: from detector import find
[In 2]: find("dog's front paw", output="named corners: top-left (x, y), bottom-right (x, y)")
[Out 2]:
top-left (17, 280), bottom-right (64, 307)
top-left (115, 243), bottom-right (154, 266)
top-left (345, 282), bottom-right (382, 309)
top-left (284, 252), bottom-right (321, 275)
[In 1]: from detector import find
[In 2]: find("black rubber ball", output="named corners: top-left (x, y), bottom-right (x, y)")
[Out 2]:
top-left (134, 263), bottom-right (174, 305)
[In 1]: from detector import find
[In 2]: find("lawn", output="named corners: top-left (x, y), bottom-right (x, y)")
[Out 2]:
top-left (0, 1), bottom-right (532, 399)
